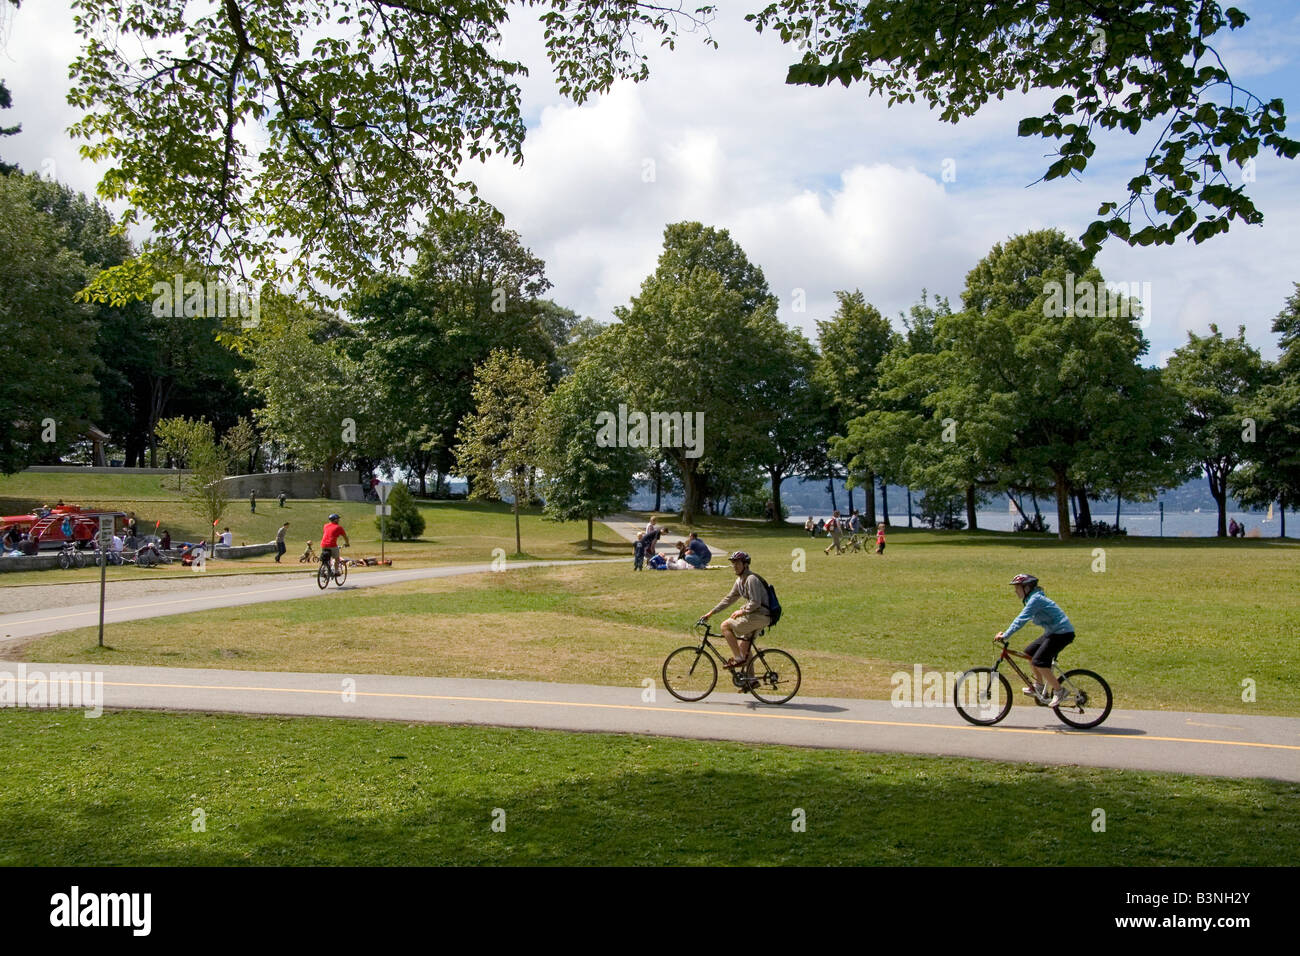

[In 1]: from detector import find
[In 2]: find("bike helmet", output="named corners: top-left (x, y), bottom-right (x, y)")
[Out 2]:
top-left (1009, 573), bottom-right (1038, 590)
top-left (728, 550), bottom-right (750, 564)
top-left (328, 513), bottom-right (341, 522)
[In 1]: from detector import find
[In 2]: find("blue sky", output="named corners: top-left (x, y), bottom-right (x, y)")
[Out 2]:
top-left (3, 0), bottom-right (1298, 363)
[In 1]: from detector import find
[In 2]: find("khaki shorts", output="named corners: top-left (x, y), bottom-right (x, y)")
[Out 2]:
top-left (730, 614), bottom-right (770, 639)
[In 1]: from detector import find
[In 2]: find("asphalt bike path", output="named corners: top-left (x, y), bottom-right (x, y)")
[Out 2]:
top-left (10, 662), bottom-right (1297, 782)
top-left (0, 559), bottom-right (623, 643)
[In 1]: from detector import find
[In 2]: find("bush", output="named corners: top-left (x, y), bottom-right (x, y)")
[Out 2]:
top-left (917, 491), bottom-right (966, 530)
top-left (1014, 514), bottom-right (1051, 533)
top-left (375, 483), bottom-right (426, 540)
top-left (1074, 519), bottom-right (1126, 538)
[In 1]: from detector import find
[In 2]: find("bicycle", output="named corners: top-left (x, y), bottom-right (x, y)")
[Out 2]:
top-left (57, 541), bottom-right (86, 570)
top-left (662, 622), bottom-right (801, 705)
top-left (953, 636), bottom-right (1113, 729)
top-left (316, 548), bottom-right (348, 589)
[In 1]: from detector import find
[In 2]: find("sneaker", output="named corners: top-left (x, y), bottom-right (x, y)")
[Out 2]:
top-left (1047, 689), bottom-right (1073, 707)
top-left (1022, 683), bottom-right (1045, 698)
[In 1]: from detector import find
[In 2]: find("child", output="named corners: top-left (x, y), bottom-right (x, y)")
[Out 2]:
top-left (634, 532), bottom-right (646, 571)
top-left (875, 523), bottom-right (886, 554)
top-left (299, 541), bottom-right (315, 563)
top-left (997, 573), bottom-right (1076, 707)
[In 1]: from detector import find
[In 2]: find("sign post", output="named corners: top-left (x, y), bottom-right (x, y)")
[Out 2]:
top-left (97, 515), bottom-right (114, 647)
top-left (377, 482), bottom-right (394, 562)
top-left (1159, 501), bottom-right (1164, 538)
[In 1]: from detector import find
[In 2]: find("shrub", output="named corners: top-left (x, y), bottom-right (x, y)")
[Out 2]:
top-left (375, 483), bottom-right (426, 540)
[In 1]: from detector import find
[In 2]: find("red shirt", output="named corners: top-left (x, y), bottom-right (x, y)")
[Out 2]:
top-left (321, 522), bottom-right (346, 548)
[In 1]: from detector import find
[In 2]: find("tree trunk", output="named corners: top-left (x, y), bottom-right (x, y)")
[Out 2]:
top-left (1207, 464), bottom-right (1228, 537)
top-left (769, 469), bottom-right (785, 526)
top-left (1281, 505), bottom-right (1287, 538)
top-left (864, 470), bottom-right (877, 526)
top-left (653, 460), bottom-right (663, 513)
top-left (965, 484), bottom-right (978, 531)
top-left (514, 499), bottom-right (522, 554)
top-left (847, 483), bottom-right (855, 515)
top-left (880, 477), bottom-right (891, 526)
top-left (1054, 471), bottom-right (1072, 540)
top-left (1031, 491), bottom-right (1041, 522)
top-left (1115, 495), bottom-right (1121, 527)
top-left (827, 470), bottom-right (837, 513)
top-left (1076, 489), bottom-right (1093, 528)
top-left (587, 514), bottom-right (594, 552)
top-left (679, 460), bottom-right (701, 525)
top-left (906, 487), bottom-right (913, 528)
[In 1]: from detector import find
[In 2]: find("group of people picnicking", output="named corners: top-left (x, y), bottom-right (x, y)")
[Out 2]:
top-left (804, 510), bottom-right (886, 555)
top-left (633, 517), bottom-right (715, 571)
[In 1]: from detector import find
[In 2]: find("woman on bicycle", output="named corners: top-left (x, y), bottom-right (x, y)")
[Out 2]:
top-left (997, 573), bottom-right (1076, 707)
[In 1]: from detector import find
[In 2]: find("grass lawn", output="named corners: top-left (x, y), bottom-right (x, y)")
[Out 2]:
top-left (23, 520), bottom-right (1300, 715)
top-left (1, 470), bottom-right (627, 586)
top-left (0, 708), bottom-right (1293, 866)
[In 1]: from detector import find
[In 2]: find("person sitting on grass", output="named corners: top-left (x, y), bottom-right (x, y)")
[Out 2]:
top-left (299, 541), bottom-right (315, 563)
top-left (698, 550), bottom-right (771, 672)
top-left (997, 573), bottom-right (1076, 708)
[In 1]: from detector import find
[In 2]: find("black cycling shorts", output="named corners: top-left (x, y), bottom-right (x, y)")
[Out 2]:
top-left (1025, 631), bottom-right (1074, 667)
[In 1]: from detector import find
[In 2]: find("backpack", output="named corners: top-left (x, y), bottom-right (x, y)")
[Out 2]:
top-left (752, 573), bottom-right (782, 627)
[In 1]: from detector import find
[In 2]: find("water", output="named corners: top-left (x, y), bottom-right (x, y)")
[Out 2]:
top-left (791, 510), bottom-right (1296, 538)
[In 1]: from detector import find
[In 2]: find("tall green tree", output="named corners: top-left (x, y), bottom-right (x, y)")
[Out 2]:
top-left (0, 173), bottom-right (100, 473)
top-left (455, 349), bottom-right (550, 555)
top-left (1164, 324), bottom-right (1265, 537)
top-left (540, 360), bottom-right (641, 550)
top-left (754, 327), bottom-right (826, 524)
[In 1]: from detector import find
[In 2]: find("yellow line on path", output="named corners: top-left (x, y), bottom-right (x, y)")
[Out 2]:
top-left (96, 680), bottom-right (1300, 754)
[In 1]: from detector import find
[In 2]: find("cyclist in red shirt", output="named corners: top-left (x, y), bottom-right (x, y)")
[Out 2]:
top-left (320, 513), bottom-right (350, 568)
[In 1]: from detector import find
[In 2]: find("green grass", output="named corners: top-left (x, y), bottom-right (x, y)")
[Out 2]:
top-left (1, 470), bottom-right (627, 585)
top-left (25, 520), bottom-right (1300, 715)
top-left (0, 708), bottom-right (1292, 865)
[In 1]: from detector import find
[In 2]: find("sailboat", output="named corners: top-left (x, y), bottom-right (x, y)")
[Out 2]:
top-left (1266, 503), bottom-right (1274, 522)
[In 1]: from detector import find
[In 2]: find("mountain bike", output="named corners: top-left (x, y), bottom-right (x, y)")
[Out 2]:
top-left (57, 541), bottom-right (85, 569)
top-left (953, 636), bottom-right (1113, 729)
top-left (317, 548), bottom-right (348, 589)
top-left (662, 622), bottom-right (801, 705)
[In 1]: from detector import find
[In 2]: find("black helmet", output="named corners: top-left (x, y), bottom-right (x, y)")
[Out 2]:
top-left (328, 513), bottom-right (341, 522)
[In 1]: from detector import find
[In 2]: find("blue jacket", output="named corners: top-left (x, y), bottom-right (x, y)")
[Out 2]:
top-left (1004, 588), bottom-right (1074, 638)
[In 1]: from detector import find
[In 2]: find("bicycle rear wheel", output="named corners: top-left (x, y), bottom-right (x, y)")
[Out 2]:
top-left (1053, 669), bottom-right (1113, 729)
top-left (73, 549), bottom-right (86, 568)
top-left (316, 564), bottom-right (330, 589)
top-left (953, 667), bottom-right (1013, 725)
top-left (59, 551), bottom-right (72, 570)
top-left (662, 646), bottom-right (718, 702)
top-left (748, 648), bottom-right (800, 704)
top-left (334, 560), bottom-right (347, 586)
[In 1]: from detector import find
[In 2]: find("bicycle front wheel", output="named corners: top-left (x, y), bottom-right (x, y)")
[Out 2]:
top-left (662, 646), bottom-right (718, 702)
top-left (334, 560), bottom-right (347, 586)
top-left (1054, 669), bottom-right (1113, 729)
top-left (73, 549), bottom-right (86, 568)
top-left (58, 551), bottom-right (72, 570)
top-left (316, 564), bottom-right (330, 589)
top-left (748, 648), bottom-right (801, 704)
top-left (953, 667), bottom-right (1013, 726)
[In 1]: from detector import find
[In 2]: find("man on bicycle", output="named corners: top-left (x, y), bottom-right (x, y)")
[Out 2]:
top-left (698, 551), bottom-right (770, 670)
top-left (997, 573), bottom-right (1075, 707)
top-left (320, 514), bottom-right (350, 570)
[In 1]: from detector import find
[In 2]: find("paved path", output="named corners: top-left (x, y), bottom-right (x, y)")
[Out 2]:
top-left (0, 559), bottom-right (622, 644)
top-left (604, 514), bottom-right (734, 560)
top-left (8, 663), bottom-right (1297, 781)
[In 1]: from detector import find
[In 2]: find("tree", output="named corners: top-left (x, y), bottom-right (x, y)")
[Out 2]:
top-left (455, 349), bottom-right (550, 555)
top-left (244, 318), bottom-right (368, 497)
top-left (752, 326), bottom-right (824, 524)
top-left (540, 360), bottom-right (641, 550)
top-left (154, 416), bottom-right (208, 489)
top-left (65, 0), bottom-right (718, 293)
top-left (222, 416), bottom-right (260, 475)
top-left (750, 0), bottom-right (1299, 250)
top-left (376, 483), bottom-right (426, 541)
top-left (602, 222), bottom-right (781, 524)
top-left (181, 420), bottom-right (231, 537)
top-left (0, 173), bottom-right (101, 473)
top-left (0, 1), bottom-right (19, 175)
top-left (1164, 324), bottom-right (1264, 537)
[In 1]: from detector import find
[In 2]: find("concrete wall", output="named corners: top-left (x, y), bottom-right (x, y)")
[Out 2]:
top-left (220, 471), bottom-right (359, 499)
top-left (0, 554), bottom-right (63, 572)
top-left (213, 542), bottom-right (277, 559)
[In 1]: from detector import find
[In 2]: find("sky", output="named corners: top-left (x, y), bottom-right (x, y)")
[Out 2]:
top-left (3, 0), bottom-right (1299, 364)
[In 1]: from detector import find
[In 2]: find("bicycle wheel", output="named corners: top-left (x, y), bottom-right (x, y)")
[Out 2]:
top-left (59, 550), bottom-right (72, 570)
top-left (662, 646), bottom-right (718, 702)
top-left (73, 549), bottom-right (86, 568)
top-left (747, 648), bottom-right (801, 704)
top-left (316, 563), bottom-right (330, 589)
top-left (1053, 669), bottom-right (1113, 729)
top-left (953, 667), bottom-right (1013, 726)
top-left (334, 560), bottom-right (347, 586)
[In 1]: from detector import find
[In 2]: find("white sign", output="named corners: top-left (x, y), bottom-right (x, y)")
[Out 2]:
top-left (97, 516), bottom-right (114, 547)
top-left (379, 482), bottom-right (395, 503)
top-left (376, 505), bottom-right (391, 516)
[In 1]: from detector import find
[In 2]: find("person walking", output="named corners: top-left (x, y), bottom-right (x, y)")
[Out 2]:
top-left (823, 511), bottom-right (844, 555)
top-left (278, 492), bottom-right (287, 508)
top-left (275, 522), bottom-right (289, 563)
top-left (250, 491), bottom-right (257, 513)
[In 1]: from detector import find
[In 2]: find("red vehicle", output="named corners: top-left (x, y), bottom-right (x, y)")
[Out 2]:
top-left (1, 505), bottom-right (126, 550)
